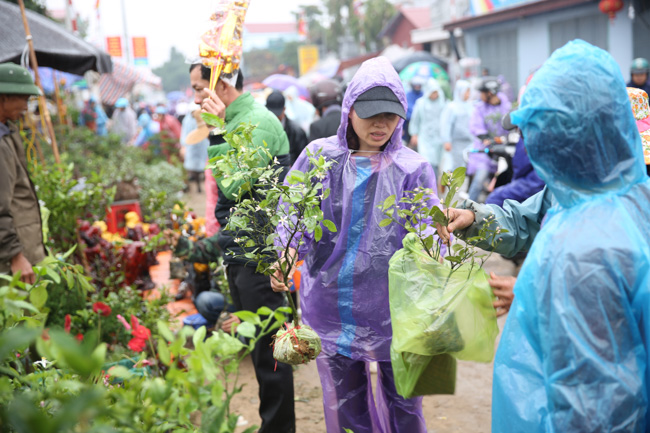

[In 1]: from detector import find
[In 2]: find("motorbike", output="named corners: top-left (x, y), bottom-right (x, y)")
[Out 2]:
top-left (464, 129), bottom-right (521, 202)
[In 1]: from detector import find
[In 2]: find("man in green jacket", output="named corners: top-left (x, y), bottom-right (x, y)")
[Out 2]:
top-left (191, 64), bottom-right (295, 433)
top-left (0, 63), bottom-right (46, 285)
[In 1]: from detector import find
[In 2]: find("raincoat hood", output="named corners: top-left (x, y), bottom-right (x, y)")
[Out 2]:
top-left (452, 80), bottom-right (471, 104)
top-left (422, 78), bottom-right (446, 103)
top-left (512, 39), bottom-right (646, 207)
top-left (338, 56), bottom-right (407, 154)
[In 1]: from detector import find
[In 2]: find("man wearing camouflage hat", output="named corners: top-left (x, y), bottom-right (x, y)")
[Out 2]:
top-left (0, 63), bottom-right (46, 284)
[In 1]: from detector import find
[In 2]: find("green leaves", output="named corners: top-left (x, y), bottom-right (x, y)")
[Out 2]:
top-left (382, 195), bottom-right (396, 211)
top-left (201, 112), bottom-right (225, 129)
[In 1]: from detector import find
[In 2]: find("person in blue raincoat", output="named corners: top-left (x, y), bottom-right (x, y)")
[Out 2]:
top-left (272, 56), bottom-right (441, 433)
top-left (440, 79), bottom-right (474, 171)
top-left (409, 78), bottom-right (447, 176)
top-left (475, 40), bottom-right (650, 431)
top-left (180, 105), bottom-right (209, 193)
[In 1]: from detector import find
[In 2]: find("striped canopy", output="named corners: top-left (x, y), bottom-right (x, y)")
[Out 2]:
top-left (98, 60), bottom-right (161, 105)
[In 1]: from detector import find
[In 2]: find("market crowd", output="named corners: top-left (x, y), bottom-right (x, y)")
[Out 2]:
top-left (2, 37), bottom-right (650, 433)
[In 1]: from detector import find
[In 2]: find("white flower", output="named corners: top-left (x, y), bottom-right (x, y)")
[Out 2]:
top-left (33, 357), bottom-right (52, 369)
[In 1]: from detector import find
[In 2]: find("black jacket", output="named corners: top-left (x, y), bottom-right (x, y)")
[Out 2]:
top-left (209, 134), bottom-right (291, 266)
top-left (309, 105), bottom-right (342, 142)
top-left (284, 117), bottom-right (309, 164)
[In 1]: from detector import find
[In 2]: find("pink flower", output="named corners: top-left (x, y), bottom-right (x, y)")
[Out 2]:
top-left (64, 314), bottom-right (71, 334)
top-left (75, 333), bottom-right (84, 342)
top-left (116, 314), bottom-right (131, 331)
top-left (130, 315), bottom-right (140, 330)
top-left (92, 302), bottom-right (112, 317)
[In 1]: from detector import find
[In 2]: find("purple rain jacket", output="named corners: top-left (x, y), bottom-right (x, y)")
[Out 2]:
top-left (278, 57), bottom-right (441, 362)
top-left (486, 137), bottom-right (546, 206)
top-left (467, 92), bottom-right (511, 176)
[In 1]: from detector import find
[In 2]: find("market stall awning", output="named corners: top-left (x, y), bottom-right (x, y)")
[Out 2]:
top-left (98, 60), bottom-right (161, 105)
top-left (0, 0), bottom-right (112, 75)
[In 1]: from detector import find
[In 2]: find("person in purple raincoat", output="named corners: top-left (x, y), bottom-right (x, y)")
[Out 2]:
top-left (272, 56), bottom-right (440, 433)
top-left (467, 77), bottom-right (511, 201)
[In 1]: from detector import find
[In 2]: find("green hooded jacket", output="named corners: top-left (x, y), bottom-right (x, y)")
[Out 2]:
top-left (206, 92), bottom-right (290, 200)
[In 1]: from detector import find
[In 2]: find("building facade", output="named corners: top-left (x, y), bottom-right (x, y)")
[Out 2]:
top-left (443, 0), bottom-right (650, 90)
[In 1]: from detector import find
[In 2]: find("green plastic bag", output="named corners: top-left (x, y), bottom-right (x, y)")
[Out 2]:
top-left (389, 233), bottom-right (499, 398)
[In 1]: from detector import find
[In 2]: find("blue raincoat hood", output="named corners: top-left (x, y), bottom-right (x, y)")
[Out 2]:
top-left (338, 56), bottom-right (407, 154)
top-left (493, 40), bottom-right (650, 432)
top-left (512, 39), bottom-right (646, 208)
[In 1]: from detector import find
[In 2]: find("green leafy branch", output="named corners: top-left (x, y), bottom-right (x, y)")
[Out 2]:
top-left (378, 167), bottom-right (507, 275)
top-left (205, 120), bottom-right (337, 327)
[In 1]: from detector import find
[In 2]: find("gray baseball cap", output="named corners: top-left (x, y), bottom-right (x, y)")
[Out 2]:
top-left (353, 86), bottom-right (405, 120)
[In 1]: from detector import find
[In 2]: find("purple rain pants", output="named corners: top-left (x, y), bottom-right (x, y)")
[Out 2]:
top-left (316, 353), bottom-right (427, 433)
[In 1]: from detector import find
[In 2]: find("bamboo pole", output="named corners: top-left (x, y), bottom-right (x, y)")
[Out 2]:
top-left (52, 71), bottom-right (66, 127)
top-left (17, 0), bottom-right (61, 165)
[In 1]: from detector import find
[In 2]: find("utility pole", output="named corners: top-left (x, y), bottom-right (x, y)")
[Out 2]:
top-left (120, 0), bottom-right (130, 64)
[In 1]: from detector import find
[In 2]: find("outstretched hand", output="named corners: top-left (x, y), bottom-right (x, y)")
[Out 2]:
top-left (435, 208), bottom-right (475, 245)
top-left (489, 272), bottom-right (516, 317)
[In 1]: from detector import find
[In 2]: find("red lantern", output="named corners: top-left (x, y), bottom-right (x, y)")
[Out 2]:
top-left (599, 0), bottom-right (624, 19)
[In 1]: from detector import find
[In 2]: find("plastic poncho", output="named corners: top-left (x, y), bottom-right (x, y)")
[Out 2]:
top-left (467, 92), bottom-right (511, 175)
top-left (409, 78), bottom-right (447, 170)
top-left (440, 80), bottom-right (474, 170)
top-left (280, 56), bottom-right (440, 362)
top-left (109, 106), bottom-right (137, 144)
top-left (134, 113), bottom-right (160, 148)
top-left (492, 39), bottom-right (650, 432)
top-left (284, 85), bottom-right (316, 134)
top-left (180, 111), bottom-right (209, 172)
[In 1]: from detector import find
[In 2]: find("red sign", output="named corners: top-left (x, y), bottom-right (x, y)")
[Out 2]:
top-left (106, 36), bottom-right (122, 57)
top-left (132, 37), bottom-right (148, 60)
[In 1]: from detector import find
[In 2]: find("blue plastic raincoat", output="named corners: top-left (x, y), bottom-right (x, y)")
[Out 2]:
top-left (440, 80), bottom-right (474, 170)
top-left (492, 40), bottom-right (650, 432)
top-left (409, 78), bottom-right (447, 171)
top-left (180, 111), bottom-right (209, 172)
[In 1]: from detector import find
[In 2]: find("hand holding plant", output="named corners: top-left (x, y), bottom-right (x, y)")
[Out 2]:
top-left (204, 114), bottom-right (337, 365)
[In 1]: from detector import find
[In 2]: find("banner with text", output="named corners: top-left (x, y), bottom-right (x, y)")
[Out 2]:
top-left (132, 37), bottom-right (148, 66)
top-left (298, 45), bottom-right (319, 76)
top-left (106, 36), bottom-right (122, 57)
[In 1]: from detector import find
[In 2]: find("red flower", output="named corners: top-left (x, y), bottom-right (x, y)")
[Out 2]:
top-left (75, 333), bottom-right (84, 342)
top-left (128, 337), bottom-right (147, 352)
top-left (132, 325), bottom-right (151, 340)
top-left (64, 314), bottom-right (71, 334)
top-left (92, 302), bottom-right (112, 317)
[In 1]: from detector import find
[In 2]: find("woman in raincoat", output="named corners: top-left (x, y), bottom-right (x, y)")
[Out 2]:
top-left (492, 40), bottom-right (650, 432)
top-left (440, 80), bottom-right (473, 171)
top-left (273, 56), bottom-right (439, 433)
top-left (408, 78), bottom-right (447, 176)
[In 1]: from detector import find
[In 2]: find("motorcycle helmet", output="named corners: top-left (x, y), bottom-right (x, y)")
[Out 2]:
top-left (478, 76), bottom-right (501, 96)
top-left (631, 58), bottom-right (650, 75)
top-left (309, 79), bottom-right (342, 110)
